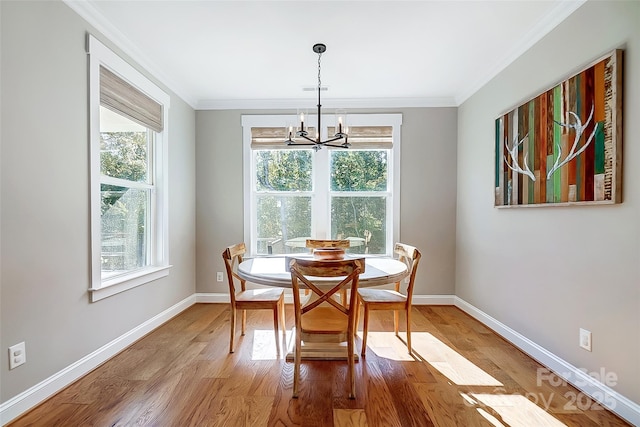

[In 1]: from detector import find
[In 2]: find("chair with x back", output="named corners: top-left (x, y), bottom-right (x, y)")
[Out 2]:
top-left (357, 242), bottom-right (421, 357)
top-left (222, 242), bottom-right (286, 354)
top-left (287, 256), bottom-right (365, 399)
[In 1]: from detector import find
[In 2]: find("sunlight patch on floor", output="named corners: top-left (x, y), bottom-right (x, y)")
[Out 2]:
top-left (250, 329), bottom-right (291, 361)
top-left (357, 331), bottom-right (415, 361)
top-left (468, 393), bottom-right (567, 427)
top-left (361, 331), bottom-right (503, 387)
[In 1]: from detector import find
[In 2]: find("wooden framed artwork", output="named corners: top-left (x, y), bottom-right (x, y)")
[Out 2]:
top-left (495, 49), bottom-right (623, 207)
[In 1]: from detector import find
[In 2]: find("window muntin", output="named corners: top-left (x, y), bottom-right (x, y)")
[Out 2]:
top-left (243, 114), bottom-right (401, 257)
top-left (88, 34), bottom-right (170, 301)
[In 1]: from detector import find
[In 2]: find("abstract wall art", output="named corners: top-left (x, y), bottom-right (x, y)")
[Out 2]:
top-left (495, 49), bottom-right (623, 207)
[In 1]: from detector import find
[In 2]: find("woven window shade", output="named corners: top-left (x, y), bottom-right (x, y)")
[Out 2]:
top-left (251, 126), bottom-right (392, 149)
top-left (100, 65), bottom-right (163, 132)
top-left (328, 126), bottom-right (393, 149)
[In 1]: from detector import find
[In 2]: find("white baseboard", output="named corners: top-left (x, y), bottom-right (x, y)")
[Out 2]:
top-left (195, 292), bottom-right (229, 303)
top-left (454, 296), bottom-right (640, 426)
top-left (196, 293), bottom-right (457, 306)
top-left (412, 294), bottom-right (456, 305)
top-left (0, 295), bottom-right (196, 426)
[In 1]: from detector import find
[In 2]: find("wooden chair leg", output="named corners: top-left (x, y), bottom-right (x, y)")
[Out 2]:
top-left (229, 306), bottom-right (236, 353)
top-left (280, 300), bottom-right (286, 336)
top-left (361, 304), bottom-right (369, 357)
top-left (241, 309), bottom-right (247, 336)
top-left (406, 307), bottom-right (412, 354)
top-left (353, 298), bottom-right (360, 339)
top-left (273, 305), bottom-right (280, 355)
top-left (348, 330), bottom-right (355, 399)
top-left (293, 329), bottom-right (302, 398)
top-left (394, 309), bottom-right (399, 336)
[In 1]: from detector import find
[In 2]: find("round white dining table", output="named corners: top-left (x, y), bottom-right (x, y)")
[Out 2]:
top-left (237, 255), bottom-right (408, 288)
top-left (237, 255), bottom-right (409, 361)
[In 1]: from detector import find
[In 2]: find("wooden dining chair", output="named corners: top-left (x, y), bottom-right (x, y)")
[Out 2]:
top-left (287, 257), bottom-right (365, 399)
top-left (222, 242), bottom-right (286, 354)
top-left (357, 242), bottom-right (421, 357)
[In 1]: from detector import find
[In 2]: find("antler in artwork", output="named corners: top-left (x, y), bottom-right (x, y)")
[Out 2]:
top-left (547, 105), bottom-right (598, 179)
top-left (504, 134), bottom-right (536, 181)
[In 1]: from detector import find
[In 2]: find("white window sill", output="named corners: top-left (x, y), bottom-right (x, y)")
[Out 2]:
top-left (89, 265), bottom-right (172, 302)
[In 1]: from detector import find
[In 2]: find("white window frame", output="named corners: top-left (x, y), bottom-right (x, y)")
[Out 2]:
top-left (87, 35), bottom-right (171, 302)
top-left (242, 113), bottom-right (402, 257)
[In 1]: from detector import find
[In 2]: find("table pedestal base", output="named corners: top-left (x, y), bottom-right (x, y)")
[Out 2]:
top-left (285, 331), bottom-right (360, 361)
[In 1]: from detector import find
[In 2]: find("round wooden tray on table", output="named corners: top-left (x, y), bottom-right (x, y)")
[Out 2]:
top-left (312, 248), bottom-right (345, 260)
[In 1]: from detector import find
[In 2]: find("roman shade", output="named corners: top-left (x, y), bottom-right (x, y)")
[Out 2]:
top-left (100, 65), bottom-right (163, 133)
top-left (251, 126), bottom-right (393, 150)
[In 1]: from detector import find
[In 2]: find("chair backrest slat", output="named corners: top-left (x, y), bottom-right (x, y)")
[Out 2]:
top-left (394, 242), bottom-right (421, 301)
top-left (222, 242), bottom-right (247, 300)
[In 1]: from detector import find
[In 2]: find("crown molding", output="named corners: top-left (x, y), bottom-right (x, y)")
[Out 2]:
top-left (196, 97), bottom-right (457, 111)
top-left (454, 0), bottom-right (587, 105)
top-left (62, 0), bottom-right (199, 108)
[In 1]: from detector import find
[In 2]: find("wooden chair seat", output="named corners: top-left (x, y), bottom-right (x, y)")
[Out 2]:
top-left (235, 288), bottom-right (286, 305)
top-left (358, 288), bottom-right (406, 305)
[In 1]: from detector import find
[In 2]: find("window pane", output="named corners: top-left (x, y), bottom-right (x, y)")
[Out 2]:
top-left (255, 150), bottom-right (312, 192)
top-left (100, 106), bottom-right (149, 183)
top-left (330, 150), bottom-right (388, 191)
top-left (331, 196), bottom-right (387, 254)
top-left (256, 195), bottom-right (311, 255)
top-left (101, 184), bottom-right (150, 276)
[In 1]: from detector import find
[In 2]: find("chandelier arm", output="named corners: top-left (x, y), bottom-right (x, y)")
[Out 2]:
top-left (287, 142), bottom-right (317, 147)
top-left (298, 134), bottom-right (318, 144)
top-left (321, 135), bottom-right (347, 145)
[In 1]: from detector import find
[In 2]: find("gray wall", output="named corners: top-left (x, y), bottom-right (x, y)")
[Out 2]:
top-left (456, 0), bottom-right (639, 403)
top-left (0, 1), bottom-right (196, 402)
top-left (195, 108), bottom-right (458, 296)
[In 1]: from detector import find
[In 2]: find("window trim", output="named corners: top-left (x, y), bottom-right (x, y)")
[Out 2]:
top-left (87, 34), bottom-right (171, 302)
top-left (242, 113), bottom-right (402, 257)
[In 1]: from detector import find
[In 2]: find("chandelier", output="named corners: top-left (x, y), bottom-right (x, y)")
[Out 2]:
top-left (285, 43), bottom-right (349, 150)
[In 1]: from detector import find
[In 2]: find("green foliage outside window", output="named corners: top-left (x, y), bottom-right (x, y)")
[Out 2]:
top-left (254, 148), bottom-right (389, 255)
top-left (100, 131), bottom-right (149, 271)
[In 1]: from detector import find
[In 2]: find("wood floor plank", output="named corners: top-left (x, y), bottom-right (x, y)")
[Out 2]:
top-left (334, 408), bottom-right (369, 427)
top-left (7, 304), bottom-right (632, 427)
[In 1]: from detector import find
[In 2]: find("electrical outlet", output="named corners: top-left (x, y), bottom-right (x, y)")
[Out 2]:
top-left (9, 342), bottom-right (26, 369)
top-left (579, 328), bottom-right (592, 351)
top-left (216, 272), bottom-right (223, 282)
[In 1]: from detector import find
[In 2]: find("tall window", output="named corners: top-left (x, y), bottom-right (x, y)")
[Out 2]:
top-left (242, 114), bottom-right (401, 257)
top-left (88, 35), bottom-right (170, 301)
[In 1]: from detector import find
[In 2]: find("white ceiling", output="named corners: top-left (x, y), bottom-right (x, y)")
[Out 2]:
top-left (65, 0), bottom-right (586, 110)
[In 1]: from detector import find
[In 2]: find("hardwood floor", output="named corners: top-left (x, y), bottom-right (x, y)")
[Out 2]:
top-left (8, 304), bottom-right (631, 427)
